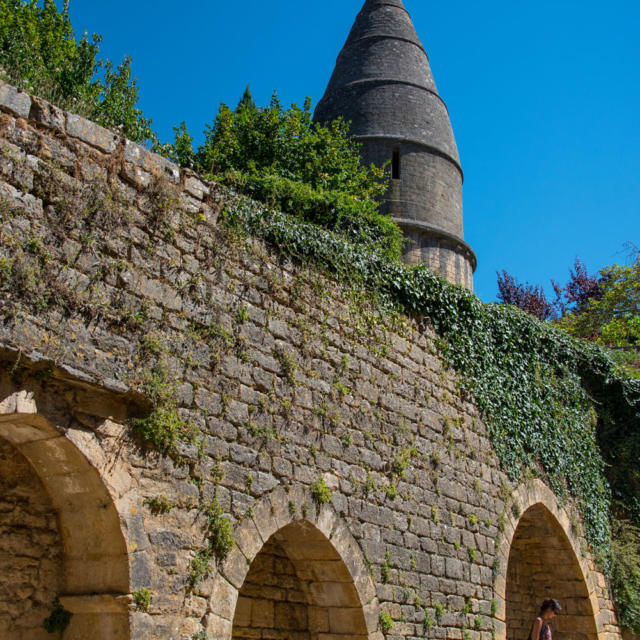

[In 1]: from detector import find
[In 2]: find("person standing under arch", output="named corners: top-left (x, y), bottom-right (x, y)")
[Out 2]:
top-left (530, 599), bottom-right (562, 640)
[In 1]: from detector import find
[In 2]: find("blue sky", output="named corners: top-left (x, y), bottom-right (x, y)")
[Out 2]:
top-left (64, 0), bottom-right (639, 302)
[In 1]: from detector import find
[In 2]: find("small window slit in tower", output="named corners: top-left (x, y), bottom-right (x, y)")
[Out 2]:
top-left (392, 147), bottom-right (401, 179)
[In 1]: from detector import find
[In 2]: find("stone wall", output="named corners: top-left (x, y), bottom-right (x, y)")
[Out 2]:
top-left (0, 82), bottom-right (625, 640)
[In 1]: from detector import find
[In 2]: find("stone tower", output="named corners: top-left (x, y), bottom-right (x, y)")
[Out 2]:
top-left (314, 0), bottom-right (476, 289)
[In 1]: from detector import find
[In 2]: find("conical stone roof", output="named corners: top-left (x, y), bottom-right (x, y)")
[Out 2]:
top-left (314, 0), bottom-right (461, 170)
top-left (314, 0), bottom-right (476, 289)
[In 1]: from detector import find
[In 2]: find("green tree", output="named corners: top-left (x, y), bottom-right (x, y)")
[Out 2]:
top-left (0, 0), bottom-right (155, 144)
top-left (556, 249), bottom-right (640, 378)
top-left (237, 84), bottom-right (256, 110)
top-left (153, 121), bottom-right (195, 169)
top-left (188, 93), bottom-right (401, 257)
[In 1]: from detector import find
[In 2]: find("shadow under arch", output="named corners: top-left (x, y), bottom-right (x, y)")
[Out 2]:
top-left (494, 479), bottom-right (608, 640)
top-left (208, 484), bottom-right (382, 640)
top-left (0, 390), bottom-right (130, 639)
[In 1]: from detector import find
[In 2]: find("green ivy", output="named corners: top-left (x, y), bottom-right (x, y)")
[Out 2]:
top-left (602, 519), bottom-right (640, 633)
top-left (220, 193), bottom-right (640, 627)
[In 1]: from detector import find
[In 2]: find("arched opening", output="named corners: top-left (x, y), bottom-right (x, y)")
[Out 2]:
top-left (0, 394), bottom-right (130, 639)
top-left (506, 503), bottom-right (598, 640)
top-left (232, 521), bottom-right (369, 639)
top-left (0, 436), bottom-right (64, 638)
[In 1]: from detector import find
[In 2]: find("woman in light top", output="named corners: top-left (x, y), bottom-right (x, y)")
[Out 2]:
top-left (530, 599), bottom-right (562, 640)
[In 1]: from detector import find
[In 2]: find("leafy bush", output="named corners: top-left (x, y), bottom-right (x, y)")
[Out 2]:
top-left (556, 251), bottom-right (640, 379)
top-left (189, 550), bottom-right (211, 589)
top-left (188, 497), bottom-right (235, 589)
top-left (131, 364), bottom-right (195, 454)
top-left (132, 588), bottom-right (152, 610)
top-left (219, 168), bottom-right (400, 258)
top-left (379, 611), bottom-right (394, 633)
top-left (0, 0), bottom-right (155, 143)
top-left (159, 92), bottom-right (401, 258)
top-left (499, 252), bottom-right (640, 380)
top-left (205, 497), bottom-right (234, 561)
top-left (311, 477), bottom-right (332, 505)
top-left (497, 269), bottom-right (555, 321)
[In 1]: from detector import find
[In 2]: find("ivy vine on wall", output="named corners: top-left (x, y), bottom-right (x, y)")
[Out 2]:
top-left (221, 192), bottom-right (640, 630)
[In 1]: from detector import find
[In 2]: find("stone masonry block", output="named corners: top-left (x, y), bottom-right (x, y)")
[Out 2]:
top-left (0, 82), bottom-right (31, 118)
top-left (124, 139), bottom-right (180, 183)
top-left (209, 575), bottom-right (238, 621)
top-left (234, 517), bottom-right (264, 561)
top-left (250, 497), bottom-right (280, 543)
top-left (204, 613), bottom-right (232, 639)
top-left (221, 545), bottom-right (250, 590)
top-left (66, 112), bottom-right (119, 153)
top-left (30, 95), bottom-right (65, 132)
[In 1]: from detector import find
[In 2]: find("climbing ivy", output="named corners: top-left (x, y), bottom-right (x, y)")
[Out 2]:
top-left (221, 193), bottom-right (640, 557)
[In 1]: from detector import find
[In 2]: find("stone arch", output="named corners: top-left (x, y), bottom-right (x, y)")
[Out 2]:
top-left (0, 390), bottom-right (130, 639)
top-left (207, 484), bottom-right (382, 640)
top-left (494, 479), bottom-right (609, 640)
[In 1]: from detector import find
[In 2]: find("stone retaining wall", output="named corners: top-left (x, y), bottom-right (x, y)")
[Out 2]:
top-left (0, 82), bottom-right (625, 640)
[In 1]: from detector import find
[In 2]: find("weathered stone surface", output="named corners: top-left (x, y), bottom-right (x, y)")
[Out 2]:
top-left (0, 82), bottom-right (31, 118)
top-left (30, 96), bottom-right (65, 132)
top-left (0, 81), bottom-right (620, 640)
top-left (123, 139), bottom-right (180, 183)
top-left (0, 439), bottom-right (63, 639)
top-left (66, 112), bottom-right (119, 153)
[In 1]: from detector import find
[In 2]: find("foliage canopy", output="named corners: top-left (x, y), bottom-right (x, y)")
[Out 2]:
top-left (556, 250), bottom-right (640, 379)
top-left (0, 0), bottom-right (399, 255)
top-left (0, 0), bottom-right (155, 144)
top-left (498, 252), bottom-right (640, 379)
top-left (158, 91), bottom-right (402, 258)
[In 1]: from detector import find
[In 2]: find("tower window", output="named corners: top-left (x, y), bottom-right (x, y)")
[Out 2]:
top-left (392, 147), bottom-right (401, 179)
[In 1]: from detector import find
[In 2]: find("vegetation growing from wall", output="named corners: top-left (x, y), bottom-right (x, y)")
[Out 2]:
top-left (157, 92), bottom-right (402, 258)
top-left (604, 519), bottom-right (640, 631)
top-left (221, 193), bottom-right (640, 631)
top-left (0, 0), bottom-right (155, 144)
